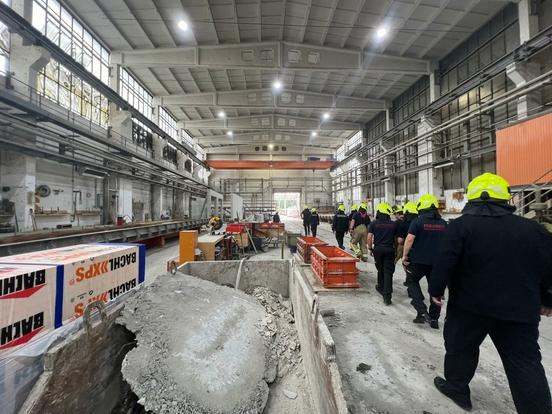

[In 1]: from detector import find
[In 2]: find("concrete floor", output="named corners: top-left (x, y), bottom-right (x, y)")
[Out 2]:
top-left (143, 219), bottom-right (552, 413)
top-left (278, 216), bottom-right (552, 414)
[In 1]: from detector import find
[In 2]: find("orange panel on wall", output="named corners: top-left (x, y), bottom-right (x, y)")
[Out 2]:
top-left (496, 112), bottom-right (552, 187)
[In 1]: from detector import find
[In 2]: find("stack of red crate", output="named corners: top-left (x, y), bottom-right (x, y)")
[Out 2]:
top-left (296, 236), bottom-right (327, 263)
top-left (310, 246), bottom-right (359, 288)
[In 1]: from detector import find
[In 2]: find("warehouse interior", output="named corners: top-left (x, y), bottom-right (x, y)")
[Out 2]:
top-left (1, 0), bottom-right (552, 413)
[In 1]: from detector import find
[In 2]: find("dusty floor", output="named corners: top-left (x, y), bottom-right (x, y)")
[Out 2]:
top-left (279, 216), bottom-right (552, 414)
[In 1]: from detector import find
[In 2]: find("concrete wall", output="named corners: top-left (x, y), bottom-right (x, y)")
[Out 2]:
top-left (179, 260), bottom-right (290, 296)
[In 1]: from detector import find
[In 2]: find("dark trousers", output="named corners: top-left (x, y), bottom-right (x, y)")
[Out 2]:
top-left (335, 231), bottom-right (345, 249)
top-left (405, 263), bottom-right (441, 320)
top-left (311, 225), bottom-right (318, 237)
top-left (303, 222), bottom-right (310, 235)
top-left (444, 305), bottom-right (551, 414)
top-left (373, 246), bottom-right (395, 299)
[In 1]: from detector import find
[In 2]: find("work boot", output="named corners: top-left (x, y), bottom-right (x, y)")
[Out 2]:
top-left (413, 314), bottom-right (427, 324)
top-left (375, 285), bottom-right (383, 296)
top-left (434, 377), bottom-right (472, 411)
top-left (384, 297), bottom-right (392, 306)
top-left (430, 319), bottom-right (439, 329)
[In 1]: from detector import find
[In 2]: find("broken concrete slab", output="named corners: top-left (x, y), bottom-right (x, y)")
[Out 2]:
top-left (118, 274), bottom-right (271, 414)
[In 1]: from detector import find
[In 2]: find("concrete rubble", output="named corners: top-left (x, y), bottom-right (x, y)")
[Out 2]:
top-left (117, 274), bottom-right (310, 414)
top-left (118, 274), bottom-right (271, 414)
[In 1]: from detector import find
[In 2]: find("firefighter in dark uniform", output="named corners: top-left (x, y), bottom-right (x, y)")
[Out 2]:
top-left (401, 194), bottom-right (447, 329)
top-left (310, 208), bottom-right (320, 237)
top-left (350, 202), bottom-right (370, 261)
top-left (396, 202), bottom-right (418, 264)
top-left (301, 205), bottom-right (311, 235)
top-left (348, 204), bottom-right (357, 223)
top-left (429, 173), bottom-right (552, 413)
top-left (367, 202), bottom-right (398, 305)
top-left (332, 204), bottom-right (349, 249)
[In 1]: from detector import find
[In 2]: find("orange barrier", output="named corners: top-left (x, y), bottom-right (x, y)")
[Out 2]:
top-left (310, 246), bottom-right (359, 288)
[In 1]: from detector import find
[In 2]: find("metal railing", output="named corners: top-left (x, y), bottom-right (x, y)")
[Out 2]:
top-left (512, 167), bottom-right (552, 216)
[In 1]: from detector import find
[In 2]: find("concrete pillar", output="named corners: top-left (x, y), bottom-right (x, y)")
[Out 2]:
top-left (518, 0), bottom-right (539, 43)
top-left (109, 106), bottom-right (132, 138)
top-left (384, 102), bottom-right (393, 131)
top-left (152, 135), bottom-right (165, 162)
top-left (117, 177), bottom-right (133, 222)
top-left (429, 67), bottom-right (440, 102)
top-left (174, 189), bottom-right (186, 218)
top-left (506, 61), bottom-right (541, 119)
top-left (0, 150), bottom-right (36, 231)
top-left (417, 116), bottom-right (443, 196)
top-left (151, 184), bottom-right (163, 220)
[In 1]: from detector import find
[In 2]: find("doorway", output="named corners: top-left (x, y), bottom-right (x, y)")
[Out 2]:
top-left (273, 192), bottom-right (300, 218)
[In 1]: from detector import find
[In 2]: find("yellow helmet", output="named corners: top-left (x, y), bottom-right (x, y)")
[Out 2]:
top-left (311, 208), bottom-right (317, 213)
top-left (359, 202), bottom-right (368, 211)
top-left (417, 194), bottom-right (439, 210)
top-left (376, 202), bottom-right (393, 215)
top-left (403, 201), bottom-right (418, 215)
top-left (337, 204), bottom-right (345, 212)
top-left (304, 205), bottom-right (309, 209)
top-left (392, 205), bottom-right (403, 214)
top-left (350, 204), bottom-right (358, 212)
top-left (467, 172), bottom-right (511, 201)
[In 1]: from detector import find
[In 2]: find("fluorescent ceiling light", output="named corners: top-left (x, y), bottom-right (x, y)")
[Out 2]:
top-left (178, 21), bottom-right (189, 31)
top-left (226, 131), bottom-right (233, 136)
top-left (272, 80), bottom-right (282, 90)
top-left (434, 160), bottom-right (455, 169)
top-left (311, 131), bottom-right (318, 137)
top-left (268, 144), bottom-right (274, 150)
top-left (375, 25), bottom-right (388, 39)
top-left (217, 111), bottom-right (226, 118)
top-left (322, 113), bottom-right (330, 120)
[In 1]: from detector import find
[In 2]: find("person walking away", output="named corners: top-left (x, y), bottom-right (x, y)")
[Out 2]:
top-left (273, 211), bottom-right (280, 223)
top-left (367, 202), bottom-right (398, 305)
top-left (392, 205), bottom-right (405, 263)
top-left (397, 201), bottom-right (418, 285)
top-left (401, 195), bottom-right (446, 329)
top-left (348, 204), bottom-right (357, 223)
top-left (332, 204), bottom-right (349, 249)
top-left (429, 173), bottom-right (552, 413)
top-left (301, 205), bottom-right (311, 235)
top-left (310, 208), bottom-right (320, 237)
top-left (349, 202), bottom-right (370, 261)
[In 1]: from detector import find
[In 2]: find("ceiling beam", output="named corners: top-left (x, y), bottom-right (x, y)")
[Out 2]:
top-left (111, 41), bottom-right (430, 75)
top-left (205, 160), bottom-right (336, 170)
top-left (155, 88), bottom-right (385, 111)
top-left (203, 144), bottom-right (336, 155)
top-left (181, 114), bottom-right (361, 131)
top-left (196, 131), bottom-right (343, 146)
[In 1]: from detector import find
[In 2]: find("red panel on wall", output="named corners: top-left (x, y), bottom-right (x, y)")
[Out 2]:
top-left (496, 112), bottom-right (552, 187)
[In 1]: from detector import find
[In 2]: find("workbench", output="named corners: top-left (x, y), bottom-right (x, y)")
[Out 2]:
top-left (197, 234), bottom-right (225, 261)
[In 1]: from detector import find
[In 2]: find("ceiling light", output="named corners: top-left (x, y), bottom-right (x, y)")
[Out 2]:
top-left (322, 113), bottom-right (330, 120)
top-left (268, 144), bottom-right (274, 150)
top-left (272, 80), bottom-right (282, 90)
top-left (217, 111), bottom-right (226, 119)
top-left (375, 25), bottom-right (388, 39)
top-left (178, 20), bottom-right (189, 31)
top-left (311, 131), bottom-right (318, 137)
top-left (227, 131), bottom-right (233, 136)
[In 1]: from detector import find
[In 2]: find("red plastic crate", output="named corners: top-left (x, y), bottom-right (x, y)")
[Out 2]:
top-left (310, 246), bottom-right (360, 288)
top-left (257, 222), bottom-right (285, 230)
top-left (226, 223), bottom-right (252, 233)
top-left (296, 236), bottom-right (327, 263)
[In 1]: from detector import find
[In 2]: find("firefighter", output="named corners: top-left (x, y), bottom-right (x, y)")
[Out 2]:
top-left (301, 205), bottom-right (311, 235)
top-left (273, 211), bottom-right (280, 223)
top-left (310, 208), bottom-right (320, 237)
top-left (332, 204), bottom-right (349, 249)
top-left (429, 173), bottom-right (552, 413)
top-left (349, 204), bottom-right (358, 222)
top-left (397, 201), bottom-right (418, 285)
top-left (392, 205), bottom-right (405, 264)
top-left (349, 202), bottom-right (370, 261)
top-left (401, 194), bottom-right (446, 329)
top-left (367, 202), bottom-right (398, 305)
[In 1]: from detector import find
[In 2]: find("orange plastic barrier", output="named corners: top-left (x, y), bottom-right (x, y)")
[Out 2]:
top-left (296, 236), bottom-right (327, 264)
top-left (310, 246), bottom-right (359, 288)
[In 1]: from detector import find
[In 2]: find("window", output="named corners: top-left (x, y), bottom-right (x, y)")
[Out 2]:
top-left (159, 107), bottom-right (178, 139)
top-left (181, 129), bottom-right (195, 148)
top-left (336, 145), bottom-right (345, 161)
top-left (119, 68), bottom-right (153, 119)
top-left (163, 144), bottom-right (178, 165)
top-left (32, 0), bottom-right (110, 85)
top-left (347, 130), bottom-right (362, 152)
top-left (132, 118), bottom-right (153, 150)
top-left (0, 0), bottom-right (10, 74)
top-left (37, 60), bottom-right (109, 127)
top-left (196, 145), bottom-right (205, 161)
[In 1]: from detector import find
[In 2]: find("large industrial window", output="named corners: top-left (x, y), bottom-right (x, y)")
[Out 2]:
top-left (163, 144), bottom-right (178, 165)
top-left (132, 118), bottom-right (153, 150)
top-left (346, 131), bottom-right (362, 153)
top-left (181, 129), bottom-right (195, 148)
top-left (32, 0), bottom-right (110, 85)
top-left (119, 68), bottom-right (153, 119)
top-left (336, 145), bottom-right (345, 161)
top-left (159, 107), bottom-right (178, 139)
top-left (37, 60), bottom-right (109, 127)
top-left (0, 0), bottom-right (10, 74)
